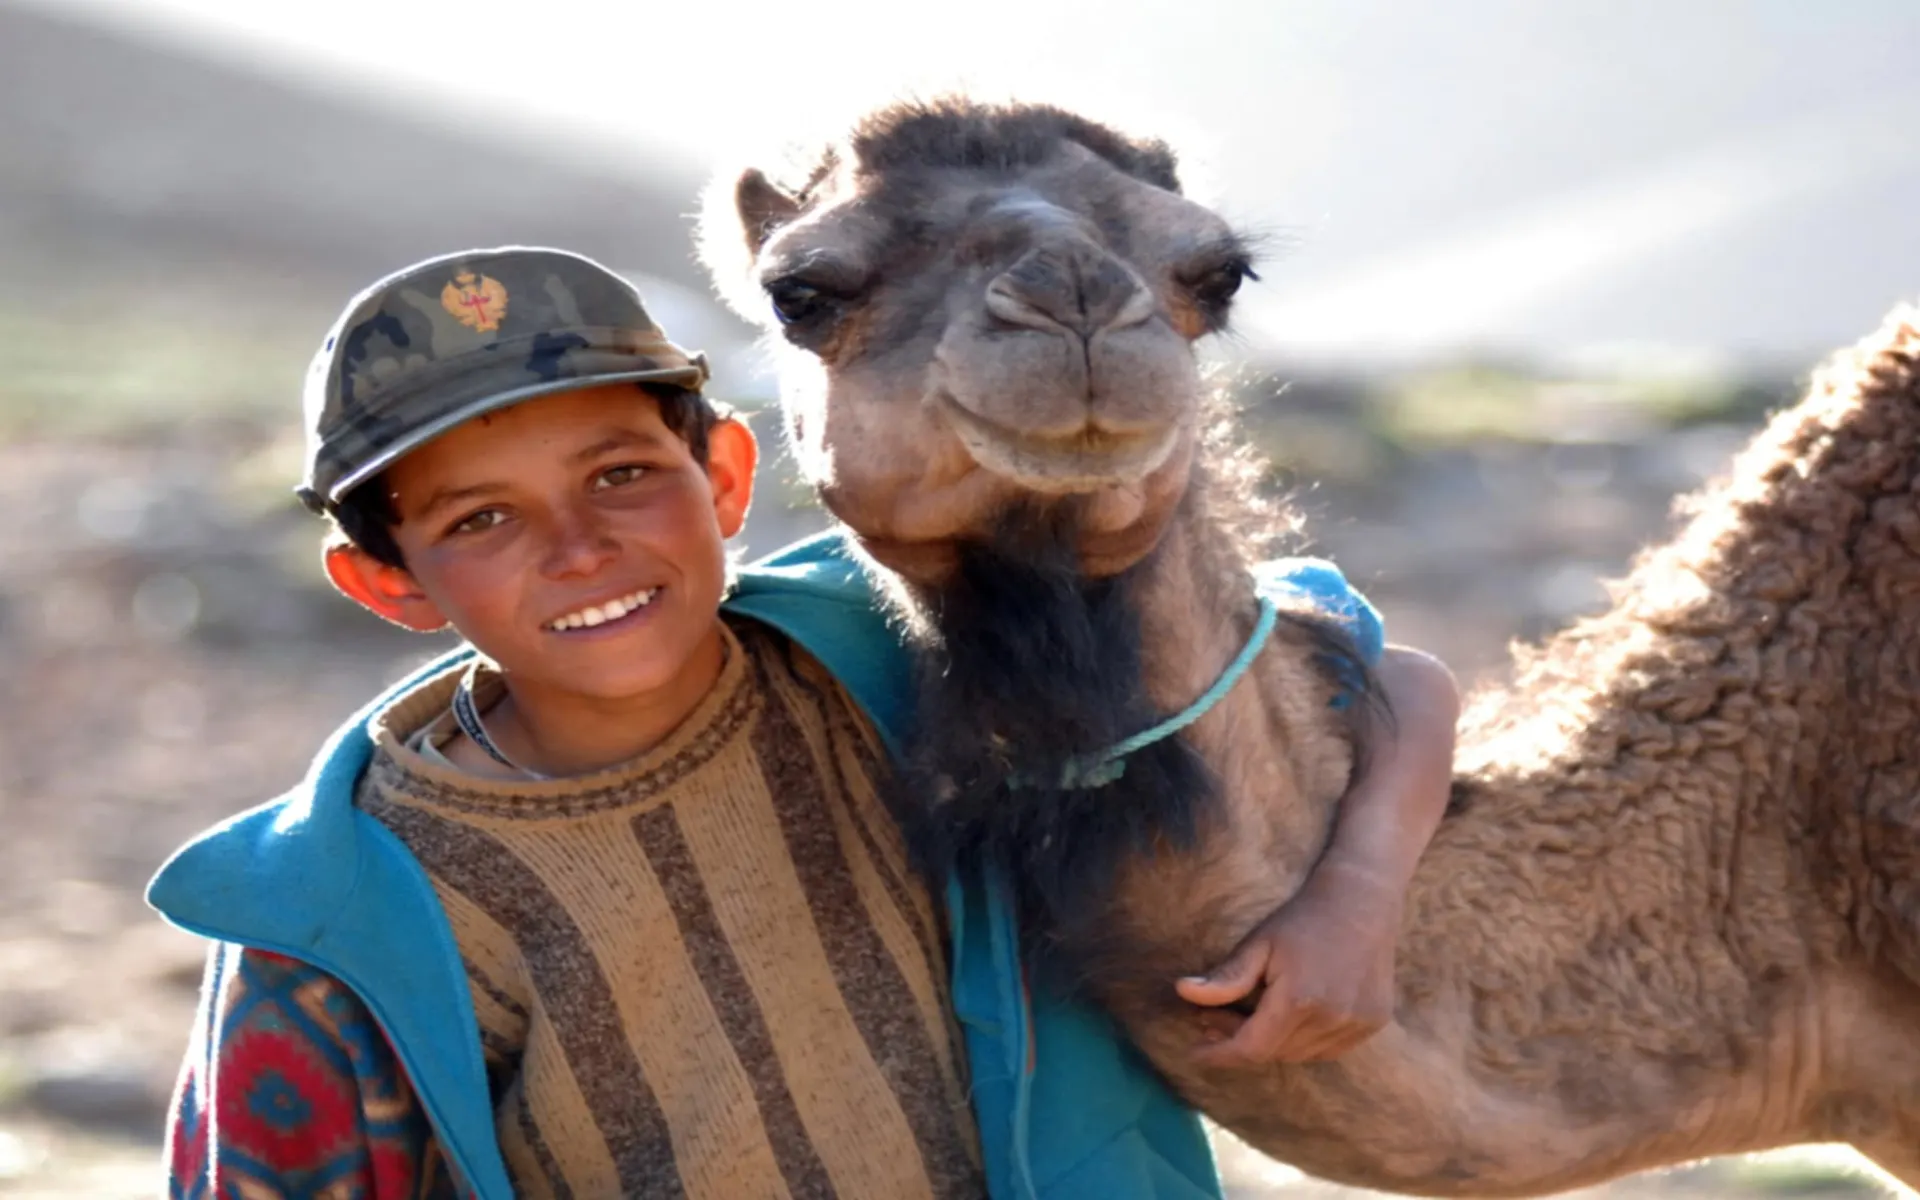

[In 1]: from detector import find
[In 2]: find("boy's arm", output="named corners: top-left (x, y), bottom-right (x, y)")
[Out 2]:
top-left (1302, 645), bottom-right (1458, 908)
top-left (1178, 643), bottom-right (1460, 1067)
top-left (167, 942), bottom-right (459, 1199)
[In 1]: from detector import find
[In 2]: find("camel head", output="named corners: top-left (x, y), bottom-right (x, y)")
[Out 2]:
top-left (700, 98), bottom-right (1255, 580)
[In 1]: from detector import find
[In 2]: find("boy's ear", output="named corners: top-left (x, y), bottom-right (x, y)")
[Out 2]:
top-left (706, 416), bottom-right (759, 538)
top-left (323, 542), bottom-right (450, 633)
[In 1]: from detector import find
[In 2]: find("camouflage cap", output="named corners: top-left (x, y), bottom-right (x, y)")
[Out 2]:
top-left (296, 245), bottom-right (711, 512)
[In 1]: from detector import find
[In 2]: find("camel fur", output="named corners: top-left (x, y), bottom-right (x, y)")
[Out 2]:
top-left (698, 97), bottom-right (1920, 1195)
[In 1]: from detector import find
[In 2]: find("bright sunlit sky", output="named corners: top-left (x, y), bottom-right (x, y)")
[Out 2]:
top-left (23, 0), bottom-right (1920, 366)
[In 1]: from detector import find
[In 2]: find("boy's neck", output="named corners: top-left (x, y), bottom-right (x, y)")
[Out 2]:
top-left (470, 621), bottom-right (732, 779)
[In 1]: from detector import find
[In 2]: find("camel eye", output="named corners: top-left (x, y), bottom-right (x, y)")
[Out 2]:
top-left (765, 277), bottom-right (832, 326)
top-left (1189, 259), bottom-right (1256, 311)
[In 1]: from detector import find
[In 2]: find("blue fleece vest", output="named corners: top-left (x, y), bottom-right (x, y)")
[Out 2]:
top-left (147, 530), bottom-right (1381, 1199)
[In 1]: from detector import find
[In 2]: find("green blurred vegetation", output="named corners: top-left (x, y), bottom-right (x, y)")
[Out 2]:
top-left (1226, 358), bottom-right (1795, 490)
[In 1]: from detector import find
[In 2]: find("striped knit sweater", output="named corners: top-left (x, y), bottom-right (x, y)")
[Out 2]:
top-left (356, 616), bottom-right (984, 1199)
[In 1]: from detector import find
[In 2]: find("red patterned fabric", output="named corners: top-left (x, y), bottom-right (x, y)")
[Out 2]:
top-left (166, 943), bottom-right (464, 1199)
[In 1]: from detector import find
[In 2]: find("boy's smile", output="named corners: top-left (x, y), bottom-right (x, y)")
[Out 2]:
top-left (327, 382), bottom-right (758, 774)
top-left (542, 585), bottom-right (660, 633)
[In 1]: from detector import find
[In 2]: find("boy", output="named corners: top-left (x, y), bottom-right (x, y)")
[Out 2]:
top-left (151, 247), bottom-right (1458, 1199)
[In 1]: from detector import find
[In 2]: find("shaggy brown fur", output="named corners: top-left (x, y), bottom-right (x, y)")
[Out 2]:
top-left (699, 96), bottom-right (1920, 1194)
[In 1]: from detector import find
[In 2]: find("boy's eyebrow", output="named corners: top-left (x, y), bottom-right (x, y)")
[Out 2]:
top-left (414, 481), bottom-right (507, 521)
top-left (567, 429), bottom-right (668, 463)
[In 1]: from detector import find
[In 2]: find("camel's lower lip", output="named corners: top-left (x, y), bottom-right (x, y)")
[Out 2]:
top-left (938, 393), bottom-right (1179, 493)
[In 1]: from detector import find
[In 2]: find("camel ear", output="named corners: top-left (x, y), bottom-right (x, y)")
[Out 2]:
top-left (736, 168), bottom-right (803, 255)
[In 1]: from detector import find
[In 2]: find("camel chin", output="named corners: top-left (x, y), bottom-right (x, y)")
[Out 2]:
top-left (939, 392), bottom-right (1181, 494)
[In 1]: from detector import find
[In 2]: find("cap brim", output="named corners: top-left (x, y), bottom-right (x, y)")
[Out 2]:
top-left (326, 364), bottom-right (709, 503)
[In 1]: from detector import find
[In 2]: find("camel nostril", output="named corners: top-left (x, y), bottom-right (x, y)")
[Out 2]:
top-left (987, 245), bottom-right (1154, 336)
top-left (985, 276), bottom-right (1071, 333)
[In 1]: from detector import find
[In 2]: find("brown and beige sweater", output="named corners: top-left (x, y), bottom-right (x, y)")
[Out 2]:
top-left (356, 617), bottom-right (983, 1199)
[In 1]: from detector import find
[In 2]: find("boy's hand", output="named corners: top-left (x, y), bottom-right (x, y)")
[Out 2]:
top-left (1175, 859), bottom-right (1402, 1067)
top-left (1176, 644), bottom-right (1459, 1070)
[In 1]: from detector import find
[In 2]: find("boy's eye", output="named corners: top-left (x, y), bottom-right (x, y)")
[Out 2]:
top-left (449, 509), bottom-right (505, 536)
top-left (594, 464), bottom-right (647, 490)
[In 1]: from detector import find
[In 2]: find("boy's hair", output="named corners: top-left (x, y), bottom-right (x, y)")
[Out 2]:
top-left (329, 383), bottom-right (721, 569)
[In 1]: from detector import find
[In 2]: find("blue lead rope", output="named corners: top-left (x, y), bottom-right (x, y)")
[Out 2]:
top-left (1009, 594), bottom-right (1279, 791)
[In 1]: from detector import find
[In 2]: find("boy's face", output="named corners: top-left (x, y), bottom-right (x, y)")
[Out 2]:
top-left (330, 385), bottom-right (757, 703)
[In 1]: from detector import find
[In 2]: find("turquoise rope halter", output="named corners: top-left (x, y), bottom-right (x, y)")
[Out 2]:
top-left (1009, 594), bottom-right (1279, 791)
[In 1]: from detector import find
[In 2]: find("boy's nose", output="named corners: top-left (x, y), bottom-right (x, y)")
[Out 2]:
top-left (540, 508), bottom-right (621, 579)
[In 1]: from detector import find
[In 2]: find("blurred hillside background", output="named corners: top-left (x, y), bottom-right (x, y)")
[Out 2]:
top-left (0, 1), bottom-right (1915, 1195)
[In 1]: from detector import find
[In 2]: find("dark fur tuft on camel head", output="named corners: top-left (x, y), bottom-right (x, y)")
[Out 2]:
top-left (841, 97), bottom-right (1185, 193)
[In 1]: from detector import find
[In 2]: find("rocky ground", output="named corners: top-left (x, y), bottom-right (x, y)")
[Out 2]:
top-left (0, 371), bottom-right (1900, 1197)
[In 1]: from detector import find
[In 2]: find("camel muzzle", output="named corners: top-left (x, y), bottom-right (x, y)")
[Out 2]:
top-left (986, 243), bottom-right (1156, 339)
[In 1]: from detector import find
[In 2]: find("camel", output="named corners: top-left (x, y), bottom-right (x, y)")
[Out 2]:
top-left (697, 97), bottom-right (1920, 1195)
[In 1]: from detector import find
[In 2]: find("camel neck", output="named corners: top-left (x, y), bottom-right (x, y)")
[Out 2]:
top-left (1010, 590), bottom-right (1278, 790)
top-left (1131, 514), bottom-right (1267, 720)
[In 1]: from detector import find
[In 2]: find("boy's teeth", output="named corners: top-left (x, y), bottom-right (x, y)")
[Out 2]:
top-left (550, 588), bottom-right (656, 631)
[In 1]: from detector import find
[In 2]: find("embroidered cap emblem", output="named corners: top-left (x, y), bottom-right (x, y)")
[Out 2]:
top-left (440, 269), bottom-right (509, 332)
